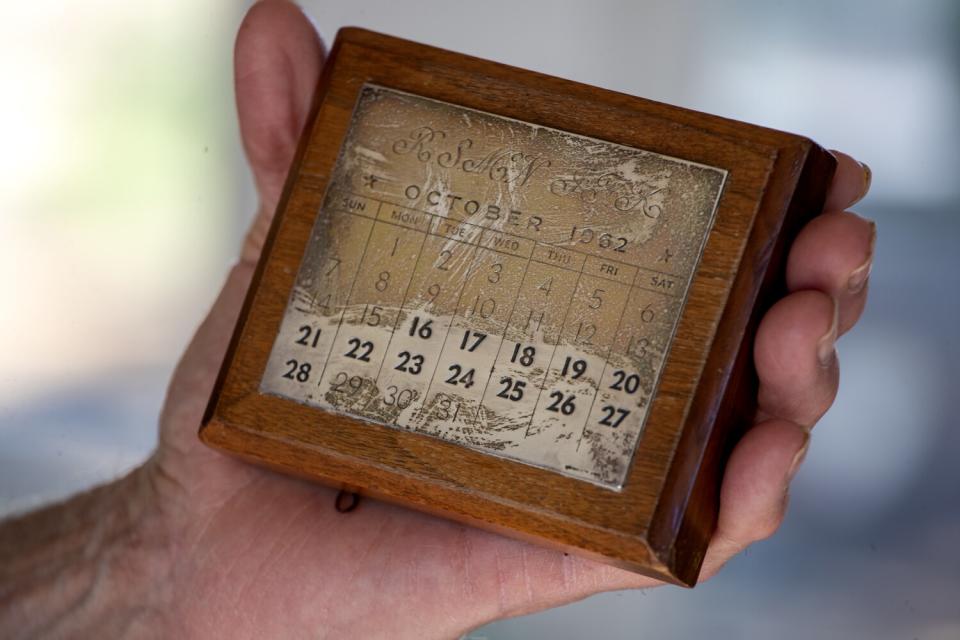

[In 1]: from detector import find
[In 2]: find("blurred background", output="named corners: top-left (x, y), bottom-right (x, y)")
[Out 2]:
top-left (1, 0), bottom-right (957, 638)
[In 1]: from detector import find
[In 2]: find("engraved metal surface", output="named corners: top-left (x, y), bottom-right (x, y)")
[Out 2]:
top-left (260, 84), bottom-right (726, 489)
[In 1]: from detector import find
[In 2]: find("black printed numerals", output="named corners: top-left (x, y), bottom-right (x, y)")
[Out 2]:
top-left (444, 364), bottom-right (475, 389)
top-left (546, 391), bottom-right (576, 415)
top-left (496, 376), bottom-right (526, 401)
top-left (282, 359), bottom-right (312, 382)
top-left (509, 343), bottom-right (536, 366)
top-left (345, 337), bottom-right (374, 362)
top-left (560, 356), bottom-right (587, 379)
top-left (408, 316), bottom-right (433, 339)
top-left (459, 330), bottom-right (486, 352)
top-left (598, 405), bottom-right (630, 428)
top-left (610, 370), bottom-right (641, 394)
top-left (295, 325), bottom-right (322, 348)
top-left (395, 351), bottom-right (424, 375)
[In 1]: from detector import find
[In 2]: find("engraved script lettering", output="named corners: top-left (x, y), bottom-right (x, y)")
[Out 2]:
top-left (392, 126), bottom-right (551, 187)
top-left (549, 172), bottom-right (665, 217)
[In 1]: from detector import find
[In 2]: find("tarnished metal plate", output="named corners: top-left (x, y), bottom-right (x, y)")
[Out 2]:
top-left (260, 84), bottom-right (726, 490)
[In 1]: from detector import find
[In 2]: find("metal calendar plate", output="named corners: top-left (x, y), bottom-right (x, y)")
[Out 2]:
top-left (261, 84), bottom-right (726, 489)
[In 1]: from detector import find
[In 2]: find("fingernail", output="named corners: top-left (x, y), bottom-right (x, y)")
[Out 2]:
top-left (847, 220), bottom-right (877, 294)
top-left (817, 297), bottom-right (839, 368)
top-left (787, 431), bottom-right (811, 482)
top-left (850, 161), bottom-right (872, 206)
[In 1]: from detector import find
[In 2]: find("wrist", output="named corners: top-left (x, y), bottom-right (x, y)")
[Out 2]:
top-left (0, 462), bottom-right (175, 638)
top-left (95, 462), bottom-right (177, 636)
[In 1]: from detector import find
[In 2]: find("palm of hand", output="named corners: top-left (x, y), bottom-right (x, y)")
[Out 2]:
top-left (140, 3), bottom-right (874, 638)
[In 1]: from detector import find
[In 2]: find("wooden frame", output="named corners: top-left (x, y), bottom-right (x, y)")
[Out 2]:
top-left (200, 27), bottom-right (835, 586)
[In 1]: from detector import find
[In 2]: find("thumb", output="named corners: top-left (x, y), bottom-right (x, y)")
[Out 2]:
top-left (153, 1), bottom-right (323, 468)
top-left (234, 0), bottom-right (325, 264)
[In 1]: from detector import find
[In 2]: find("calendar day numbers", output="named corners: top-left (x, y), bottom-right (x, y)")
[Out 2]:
top-left (260, 85), bottom-right (726, 490)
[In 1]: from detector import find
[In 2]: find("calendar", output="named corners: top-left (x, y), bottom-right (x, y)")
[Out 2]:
top-left (260, 85), bottom-right (726, 489)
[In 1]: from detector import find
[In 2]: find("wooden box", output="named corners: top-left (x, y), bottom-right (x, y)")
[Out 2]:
top-left (200, 28), bottom-right (835, 586)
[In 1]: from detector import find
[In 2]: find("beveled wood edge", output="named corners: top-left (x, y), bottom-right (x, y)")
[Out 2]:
top-left (646, 139), bottom-right (836, 583)
top-left (334, 27), bottom-right (807, 152)
top-left (199, 417), bottom-right (684, 585)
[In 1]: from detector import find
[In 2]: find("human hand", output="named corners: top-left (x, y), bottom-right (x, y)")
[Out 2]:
top-left (141, 2), bottom-right (875, 637)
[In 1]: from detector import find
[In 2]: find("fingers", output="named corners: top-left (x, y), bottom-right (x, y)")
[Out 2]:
top-left (163, 3), bottom-right (324, 448)
top-left (235, 0), bottom-right (325, 264)
top-left (789, 150), bottom-right (876, 335)
top-left (699, 418), bottom-right (808, 580)
top-left (787, 210), bottom-right (875, 335)
top-left (754, 290), bottom-right (839, 428)
top-left (823, 150), bottom-right (871, 211)
top-left (701, 151), bottom-right (872, 581)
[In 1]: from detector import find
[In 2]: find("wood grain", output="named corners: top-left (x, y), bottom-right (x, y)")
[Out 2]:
top-left (200, 27), bottom-right (835, 586)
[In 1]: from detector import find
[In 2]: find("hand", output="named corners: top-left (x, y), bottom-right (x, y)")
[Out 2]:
top-left (143, 2), bottom-right (873, 637)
